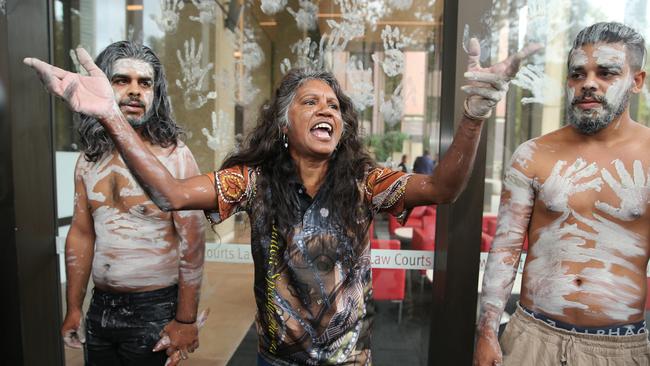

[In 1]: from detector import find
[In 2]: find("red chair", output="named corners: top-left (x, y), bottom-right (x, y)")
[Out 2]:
top-left (371, 238), bottom-right (406, 323)
top-left (387, 205), bottom-right (433, 236)
top-left (480, 232), bottom-right (494, 252)
top-left (482, 214), bottom-right (497, 237)
top-left (411, 227), bottom-right (435, 292)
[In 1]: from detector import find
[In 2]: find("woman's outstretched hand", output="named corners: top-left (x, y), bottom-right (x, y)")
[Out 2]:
top-left (24, 48), bottom-right (116, 120)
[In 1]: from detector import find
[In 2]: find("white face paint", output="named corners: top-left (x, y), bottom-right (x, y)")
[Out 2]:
top-left (593, 45), bottom-right (626, 67)
top-left (565, 85), bottom-right (575, 110)
top-left (568, 48), bottom-right (588, 70)
top-left (111, 58), bottom-right (155, 127)
top-left (604, 75), bottom-right (633, 110)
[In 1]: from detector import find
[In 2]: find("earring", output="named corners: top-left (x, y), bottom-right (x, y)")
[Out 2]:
top-left (282, 134), bottom-right (288, 148)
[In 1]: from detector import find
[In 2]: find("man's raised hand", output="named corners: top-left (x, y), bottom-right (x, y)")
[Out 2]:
top-left (24, 48), bottom-right (116, 120)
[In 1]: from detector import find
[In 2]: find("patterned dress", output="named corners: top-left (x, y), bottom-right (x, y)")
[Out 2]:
top-left (204, 165), bottom-right (411, 365)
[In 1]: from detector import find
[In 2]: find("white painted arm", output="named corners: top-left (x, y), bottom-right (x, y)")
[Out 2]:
top-left (474, 142), bottom-right (536, 366)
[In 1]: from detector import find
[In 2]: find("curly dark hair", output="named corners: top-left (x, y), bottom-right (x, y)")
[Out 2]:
top-left (78, 41), bottom-right (183, 162)
top-left (221, 68), bottom-right (376, 240)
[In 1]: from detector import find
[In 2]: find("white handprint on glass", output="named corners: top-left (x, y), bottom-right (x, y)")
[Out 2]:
top-left (511, 64), bottom-right (561, 105)
top-left (280, 38), bottom-right (320, 74)
top-left (260, 0), bottom-right (287, 15)
top-left (381, 83), bottom-right (404, 126)
top-left (202, 110), bottom-right (231, 151)
top-left (372, 26), bottom-right (408, 77)
top-left (596, 160), bottom-right (650, 221)
top-left (288, 0), bottom-right (318, 32)
top-left (236, 70), bottom-right (260, 106)
top-left (332, 0), bottom-right (365, 38)
top-left (175, 38), bottom-right (217, 110)
top-left (151, 0), bottom-right (184, 34)
top-left (69, 49), bottom-right (89, 76)
top-left (346, 57), bottom-right (374, 112)
top-left (189, 0), bottom-right (218, 25)
top-left (240, 28), bottom-right (265, 71)
top-left (388, 0), bottom-right (413, 11)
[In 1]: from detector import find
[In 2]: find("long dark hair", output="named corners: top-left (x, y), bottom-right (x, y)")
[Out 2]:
top-left (79, 41), bottom-right (183, 162)
top-left (221, 68), bottom-right (376, 240)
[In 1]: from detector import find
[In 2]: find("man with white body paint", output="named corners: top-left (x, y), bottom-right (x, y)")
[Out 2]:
top-left (59, 41), bottom-right (205, 366)
top-left (474, 22), bottom-right (650, 366)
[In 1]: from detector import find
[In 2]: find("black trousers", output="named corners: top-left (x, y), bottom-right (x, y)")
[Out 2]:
top-left (84, 285), bottom-right (177, 366)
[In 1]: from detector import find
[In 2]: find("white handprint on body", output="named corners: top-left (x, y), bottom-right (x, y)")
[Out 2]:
top-left (596, 160), bottom-right (650, 221)
top-left (539, 158), bottom-right (603, 212)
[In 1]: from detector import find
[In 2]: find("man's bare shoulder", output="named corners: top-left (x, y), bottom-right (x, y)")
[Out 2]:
top-left (150, 140), bottom-right (197, 160)
top-left (508, 127), bottom-right (576, 178)
top-left (626, 121), bottom-right (650, 148)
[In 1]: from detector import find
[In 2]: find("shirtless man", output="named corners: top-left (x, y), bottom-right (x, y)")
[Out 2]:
top-left (60, 41), bottom-right (205, 366)
top-left (474, 22), bottom-right (650, 366)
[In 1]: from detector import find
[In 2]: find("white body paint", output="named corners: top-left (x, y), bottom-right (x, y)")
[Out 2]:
top-left (481, 137), bottom-right (650, 332)
top-left (538, 158), bottom-right (602, 212)
top-left (78, 143), bottom-right (204, 289)
top-left (596, 160), bottom-right (650, 221)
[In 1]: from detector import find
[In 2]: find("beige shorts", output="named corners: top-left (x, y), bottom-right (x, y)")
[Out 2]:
top-left (500, 306), bottom-right (650, 366)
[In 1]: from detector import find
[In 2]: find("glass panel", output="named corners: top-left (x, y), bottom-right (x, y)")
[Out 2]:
top-left (52, 1), bottom-right (443, 364)
top-left (475, 0), bottom-right (650, 356)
